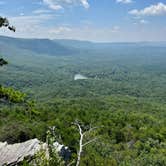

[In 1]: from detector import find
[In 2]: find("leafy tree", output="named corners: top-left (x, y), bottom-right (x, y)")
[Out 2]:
top-left (0, 58), bottom-right (8, 66)
top-left (0, 17), bottom-right (24, 103)
top-left (0, 17), bottom-right (15, 67)
top-left (0, 17), bottom-right (15, 32)
top-left (0, 16), bottom-right (15, 67)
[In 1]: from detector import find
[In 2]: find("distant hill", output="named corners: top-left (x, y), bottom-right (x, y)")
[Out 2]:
top-left (53, 39), bottom-right (94, 49)
top-left (0, 36), bottom-right (76, 57)
top-left (54, 39), bottom-right (166, 50)
top-left (0, 35), bottom-right (166, 58)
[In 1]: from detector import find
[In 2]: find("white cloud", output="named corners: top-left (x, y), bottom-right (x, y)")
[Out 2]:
top-left (19, 13), bottom-right (25, 16)
top-left (129, 2), bottom-right (166, 16)
top-left (110, 26), bottom-right (120, 33)
top-left (33, 9), bottom-right (52, 14)
top-left (133, 19), bottom-right (149, 25)
top-left (116, 0), bottom-right (133, 4)
top-left (80, 0), bottom-right (89, 9)
top-left (10, 14), bottom-right (54, 25)
top-left (48, 26), bottom-right (71, 34)
top-left (43, 0), bottom-right (90, 10)
top-left (0, 14), bottom-right (55, 38)
top-left (43, 0), bottom-right (63, 10)
top-left (1, 22), bottom-right (166, 42)
top-left (139, 19), bottom-right (149, 24)
top-left (0, 13), bottom-right (164, 42)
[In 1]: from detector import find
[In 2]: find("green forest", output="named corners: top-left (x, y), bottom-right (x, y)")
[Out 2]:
top-left (0, 35), bottom-right (166, 165)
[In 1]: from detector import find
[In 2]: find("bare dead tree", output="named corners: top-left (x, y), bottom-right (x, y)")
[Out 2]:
top-left (73, 120), bottom-right (99, 166)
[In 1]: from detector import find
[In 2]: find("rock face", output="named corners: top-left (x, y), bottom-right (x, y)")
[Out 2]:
top-left (53, 142), bottom-right (71, 162)
top-left (0, 139), bottom-right (71, 166)
top-left (0, 139), bottom-right (41, 166)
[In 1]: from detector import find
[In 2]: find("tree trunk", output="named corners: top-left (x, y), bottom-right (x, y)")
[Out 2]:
top-left (76, 124), bottom-right (83, 166)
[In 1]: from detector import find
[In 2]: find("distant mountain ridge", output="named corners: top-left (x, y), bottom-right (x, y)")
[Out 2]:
top-left (0, 35), bottom-right (166, 57)
top-left (0, 36), bottom-right (76, 57)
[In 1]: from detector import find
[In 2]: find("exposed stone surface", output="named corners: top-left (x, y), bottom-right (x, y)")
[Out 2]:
top-left (0, 139), bottom-right (71, 166)
top-left (127, 139), bottom-right (135, 149)
top-left (0, 139), bottom-right (42, 166)
top-left (53, 142), bottom-right (71, 162)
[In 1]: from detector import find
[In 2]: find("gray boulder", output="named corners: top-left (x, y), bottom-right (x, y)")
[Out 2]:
top-left (0, 139), bottom-right (71, 165)
top-left (0, 139), bottom-right (42, 166)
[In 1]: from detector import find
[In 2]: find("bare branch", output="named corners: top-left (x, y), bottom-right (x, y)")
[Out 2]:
top-left (72, 121), bottom-right (99, 166)
top-left (82, 137), bottom-right (98, 147)
top-left (83, 126), bottom-right (99, 136)
top-left (67, 160), bottom-right (75, 166)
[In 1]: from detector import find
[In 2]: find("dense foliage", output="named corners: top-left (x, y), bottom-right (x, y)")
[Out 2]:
top-left (0, 85), bottom-right (26, 103)
top-left (0, 38), bottom-right (166, 165)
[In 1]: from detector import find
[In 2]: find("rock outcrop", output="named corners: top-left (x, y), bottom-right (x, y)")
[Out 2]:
top-left (53, 142), bottom-right (71, 162)
top-left (0, 139), bottom-right (42, 165)
top-left (0, 139), bottom-right (70, 166)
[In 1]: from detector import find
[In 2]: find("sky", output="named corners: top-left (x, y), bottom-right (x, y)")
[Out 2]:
top-left (0, 0), bottom-right (166, 42)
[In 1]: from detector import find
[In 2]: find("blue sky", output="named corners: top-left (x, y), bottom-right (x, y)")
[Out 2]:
top-left (0, 0), bottom-right (166, 42)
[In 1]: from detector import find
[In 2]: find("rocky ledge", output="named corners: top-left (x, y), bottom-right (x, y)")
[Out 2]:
top-left (0, 139), bottom-right (70, 166)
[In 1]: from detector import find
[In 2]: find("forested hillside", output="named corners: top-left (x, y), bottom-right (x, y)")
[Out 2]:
top-left (0, 36), bottom-right (166, 165)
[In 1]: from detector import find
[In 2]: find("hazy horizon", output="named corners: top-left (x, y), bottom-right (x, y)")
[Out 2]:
top-left (1, 34), bottom-right (166, 44)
